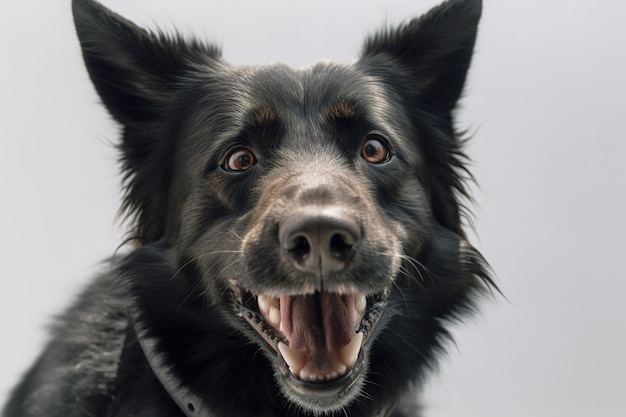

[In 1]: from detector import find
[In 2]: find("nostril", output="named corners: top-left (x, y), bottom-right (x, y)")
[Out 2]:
top-left (288, 235), bottom-right (311, 263)
top-left (329, 232), bottom-right (355, 260)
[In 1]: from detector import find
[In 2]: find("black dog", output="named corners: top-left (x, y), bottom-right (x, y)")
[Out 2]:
top-left (3, 0), bottom-right (494, 416)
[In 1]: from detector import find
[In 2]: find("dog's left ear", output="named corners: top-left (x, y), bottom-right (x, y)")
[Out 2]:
top-left (360, 0), bottom-right (481, 114)
top-left (359, 0), bottom-right (482, 236)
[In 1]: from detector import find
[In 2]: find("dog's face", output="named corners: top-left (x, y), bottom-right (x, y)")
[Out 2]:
top-left (179, 64), bottom-right (426, 409)
top-left (73, 0), bottom-right (490, 414)
top-left (159, 60), bottom-right (430, 411)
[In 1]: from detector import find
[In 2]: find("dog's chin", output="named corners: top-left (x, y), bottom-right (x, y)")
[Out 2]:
top-left (275, 348), bottom-right (367, 414)
top-left (229, 280), bottom-right (388, 413)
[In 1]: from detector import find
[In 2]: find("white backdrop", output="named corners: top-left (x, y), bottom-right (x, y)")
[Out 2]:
top-left (1, 1), bottom-right (625, 416)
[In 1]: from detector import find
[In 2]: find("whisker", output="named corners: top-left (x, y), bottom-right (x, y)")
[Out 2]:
top-left (170, 250), bottom-right (243, 281)
top-left (171, 250), bottom-right (244, 309)
top-left (396, 253), bottom-right (435, 284)
top-left (175, 279), bottom-right (204, 311)
top-left (369, 250), bottom-right (436, 309)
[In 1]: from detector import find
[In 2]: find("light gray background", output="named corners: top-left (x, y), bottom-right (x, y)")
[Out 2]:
top-left (1, 0), bottom-right (625, 416)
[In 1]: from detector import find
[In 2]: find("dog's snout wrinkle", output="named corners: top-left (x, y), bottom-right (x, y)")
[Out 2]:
top-left (279, 206), bottom-right (360, 276)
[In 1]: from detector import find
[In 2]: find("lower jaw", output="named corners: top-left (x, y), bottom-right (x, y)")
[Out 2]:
top-left (273, 340), bottom-right (369, 413)
top-left (283, 355), bottom-right (362, 393)
top-left (277, 362), bottom-right (365, 413)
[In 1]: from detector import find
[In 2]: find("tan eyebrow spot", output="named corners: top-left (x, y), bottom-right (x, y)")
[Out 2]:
top-left (325, 100), bottom-right (358, 120)
top-left (254, 107), bottom-right (278, 125)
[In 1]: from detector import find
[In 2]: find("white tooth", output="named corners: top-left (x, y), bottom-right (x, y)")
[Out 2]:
top-left (336, 363), bottom-right (347, 376)
top-left (300, 368), bottom-right (311, 381)
top-left (340, 332), bottom-right (364, 369)
top-left (269, 306), bottom-right (281, 328)
top-left (350, 295), bottom-right (367, 329)
top-left (258, 295), bottom-right (271, 316)
top-left (258, 295), bottom-right (280, 322)
top-left (355, 294), bottom-right (367, 315)
top-left (278, 342), bottom-right (305, 377)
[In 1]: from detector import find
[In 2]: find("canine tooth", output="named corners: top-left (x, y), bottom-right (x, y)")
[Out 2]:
top-left (278, 342), bottom-right (306, 377)
top-left (258, 295), bottom-right (270, 316)
top-left (351, 294), bottom-right (367, 326)
top-left (268, 306), bottom-right (281, 328)
top-left (339, 332), bottom-right (364, 369)
top-left (355, 294), bottom-right (367, 315)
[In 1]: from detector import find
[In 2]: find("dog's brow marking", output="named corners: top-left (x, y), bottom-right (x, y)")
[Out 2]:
top-left (325, 100), bottom-right (358, 121)
top-left (254, 106), bottom-right (278, 126)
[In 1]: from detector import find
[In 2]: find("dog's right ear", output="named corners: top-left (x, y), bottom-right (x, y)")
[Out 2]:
top-left (72, 0), bottom-right (223, 243)
top-left (72, 0), bottom-right (221, 124)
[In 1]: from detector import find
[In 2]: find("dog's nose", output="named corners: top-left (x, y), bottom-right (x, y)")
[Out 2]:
top-left (279, 206), bottom-right (361, 275)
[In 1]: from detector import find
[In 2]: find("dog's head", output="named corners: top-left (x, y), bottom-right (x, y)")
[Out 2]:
top-left (73, 0), bottom-right (492, 414)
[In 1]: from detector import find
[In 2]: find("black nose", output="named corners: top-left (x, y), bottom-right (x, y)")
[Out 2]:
top-left (279, 207), bottom-right (361, 275)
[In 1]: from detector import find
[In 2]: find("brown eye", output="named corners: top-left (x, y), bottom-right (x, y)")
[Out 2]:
top-left (361, 136), bottom-right (390, 164)
top-left (225, 148), bottom-right (256, 172)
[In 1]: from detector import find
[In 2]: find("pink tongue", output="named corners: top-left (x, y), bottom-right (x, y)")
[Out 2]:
top-left (280, 293), bottom-right (353, 353)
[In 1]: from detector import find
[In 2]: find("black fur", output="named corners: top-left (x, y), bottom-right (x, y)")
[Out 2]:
top-left (3, 0), bottom-right (494, 416)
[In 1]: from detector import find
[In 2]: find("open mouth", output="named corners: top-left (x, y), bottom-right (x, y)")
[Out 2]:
top-left (230, 281), bottom-right (388, 389)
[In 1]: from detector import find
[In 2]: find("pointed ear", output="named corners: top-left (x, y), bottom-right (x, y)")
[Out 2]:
top-left (72, 0), bottom-right (223, 243)
top-left (72, 0), bottom-right (221, 124)
top-left (360, 0), bottom-right (481, 114)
